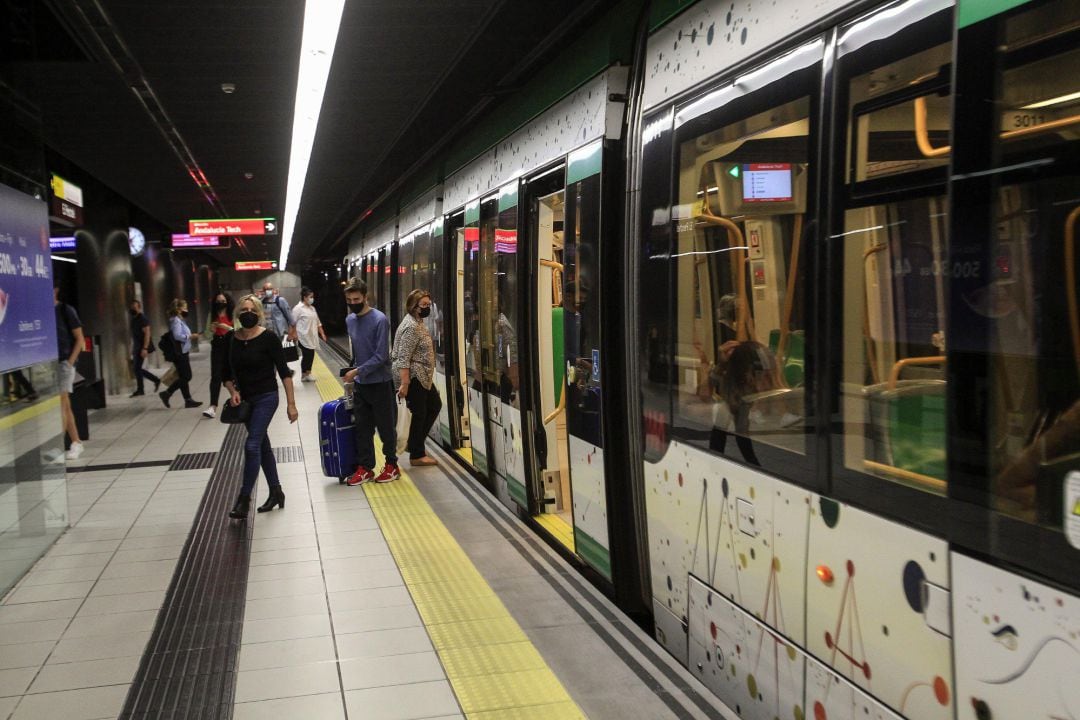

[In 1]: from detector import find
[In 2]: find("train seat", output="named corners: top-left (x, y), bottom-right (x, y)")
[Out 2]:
top-left (767, 329), bottom-right (806, 387)
top-left (865, 379), bottom-right (946, 482)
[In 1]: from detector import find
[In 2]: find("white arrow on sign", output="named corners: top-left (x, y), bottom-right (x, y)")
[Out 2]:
top-left (264, 221), bottom-right (277, 233)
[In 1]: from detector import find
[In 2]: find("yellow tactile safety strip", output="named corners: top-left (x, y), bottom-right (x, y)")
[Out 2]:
top-left (0, 396), bottom-right (59, 432)
top-left (310, 355), bottom-right (586, 719)
top-left (455, 446), bottom-right (474, 464)
top-left (535, 513), bottom-right (576, 553)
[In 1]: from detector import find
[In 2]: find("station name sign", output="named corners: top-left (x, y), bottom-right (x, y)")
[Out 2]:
top-left (49, 236), bottom-right (77, 252)
top-left (235, 260), bottom-right (277, 272)
top-left (188, 218), bottom-right (277, 237)
top-left (171, 234), bottom-right (228, 248)
top-left (49, 174), bottom-right (84, 227)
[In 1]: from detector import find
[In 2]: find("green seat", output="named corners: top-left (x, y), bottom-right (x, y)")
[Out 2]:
top-left (768, 329), bottom-right (805, 387)
top-left (551, 307), bottom-right (564, 407)
top-left (866, 380), bottom-right (946, 483)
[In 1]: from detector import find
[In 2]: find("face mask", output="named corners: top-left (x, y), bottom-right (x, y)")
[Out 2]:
top-left (238, 311), bottom-right (259, 329)
top-left (180, 310), bottom-right (189, 317)
top-left (264, 291), bottom-right (274, 300)
top-left (305, 297), bottom-right (314, 305)
top-left (348, 301), bottom-right (365, 315)
top-left (130, 309), bottom-right (138, 316)
top-left (418, 306), bottom-right (431, 319)
top-left (214, 302), bottom-right (227, 311)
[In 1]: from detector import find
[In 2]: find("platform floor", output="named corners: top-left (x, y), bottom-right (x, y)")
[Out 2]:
top-left (0, 346), bottom-right (733, 720)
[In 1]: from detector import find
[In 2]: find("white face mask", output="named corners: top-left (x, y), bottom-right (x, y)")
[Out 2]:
top-left (264, 290), bottom-right (274, 300)
top-left (305, 297), bottom-right (314, 305)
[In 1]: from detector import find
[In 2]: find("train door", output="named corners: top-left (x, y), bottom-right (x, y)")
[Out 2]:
top-left (461, 201), bottom-right (489, 478)
top-left (396, 234), bottom-right (413, 339)
top-left (521, 165), bottom-right (578, 551)
top-left (442, 212), bottom-right (471, 454)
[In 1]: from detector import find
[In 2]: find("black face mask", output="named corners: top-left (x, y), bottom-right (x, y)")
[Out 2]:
top-left (238, 311), bottom-right (259, 329)
top-left (214, 302), bottom-right (227, 311)
top-left (348, 302), bottom-right (365, 315)
top-left (130, 309), bottom-right (138, 316)
top-left (180, 310), bottom-right (189, 317)
top-left (418, 306), bottom-right (431, 319)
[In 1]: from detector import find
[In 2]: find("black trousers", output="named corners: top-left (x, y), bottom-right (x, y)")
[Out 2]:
top-left (132, 345), bottom-right (159, 392)
top-left (405, 382), bottom-right (441, 460)
top-left (209, 336), bottom-right (228, 406)
top-left (353, 380), bottom-right (397, 469)
top-left (300, 345), bottom-right (315, 374)
top-left (165, 352), bottom-right (193, 401)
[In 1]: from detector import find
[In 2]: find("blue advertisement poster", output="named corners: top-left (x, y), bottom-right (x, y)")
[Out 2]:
top-left (0, 184), bottom-right (57, 373)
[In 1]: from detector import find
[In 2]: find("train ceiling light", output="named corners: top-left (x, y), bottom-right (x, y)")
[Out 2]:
top-left (279, 0), bottom-right (347, 273)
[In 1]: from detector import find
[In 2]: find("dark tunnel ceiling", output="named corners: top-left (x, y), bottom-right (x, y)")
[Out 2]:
top-left (7, 0), bottom-right (618, 268)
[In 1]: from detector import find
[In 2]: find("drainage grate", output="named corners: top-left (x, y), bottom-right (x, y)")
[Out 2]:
top-left (168, 452), bottom-right (218, 471)
top-left (273, 445), bottom-right (304, 464)
top-left (120, 424), bottom-right (249, 718)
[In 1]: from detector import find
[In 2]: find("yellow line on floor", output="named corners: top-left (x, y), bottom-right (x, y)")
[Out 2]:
top-left (535, 513), bottom-right (576, 553)
top-left (0, 396), bottom-right (59, 431)
top-left (310, 355), bottom-right (586, 719)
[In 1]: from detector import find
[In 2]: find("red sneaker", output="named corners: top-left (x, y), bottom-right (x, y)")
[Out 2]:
top-left (374, 463), bottom-right (400, 483)
top-left (346, 466), bottom-right (374, 486)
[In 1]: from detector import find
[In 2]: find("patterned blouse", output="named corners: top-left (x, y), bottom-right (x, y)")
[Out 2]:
top-left (392, 314), bottom-right (435, 390)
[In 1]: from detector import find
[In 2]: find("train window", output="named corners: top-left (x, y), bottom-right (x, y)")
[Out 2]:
top-left (671, 45), bottom-right (822, 461)
top-left (836, 3), bottom-right (953, 495)
top-left (495, 196), bottom-right (520, 409)
top-left (981, 1), bottom-right (1080, 525)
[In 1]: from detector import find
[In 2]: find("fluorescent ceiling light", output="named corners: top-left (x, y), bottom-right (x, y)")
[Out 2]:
top-left (279, 0), bottom-right (346, 271)
top-left (1022, 90), bottom-right (1080, 109)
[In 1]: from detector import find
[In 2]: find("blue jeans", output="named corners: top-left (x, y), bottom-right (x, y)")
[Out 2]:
top-left (241, 391), bottom-right (281, 497)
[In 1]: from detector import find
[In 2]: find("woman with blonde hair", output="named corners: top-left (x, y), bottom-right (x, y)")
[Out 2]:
top-left (391, 289), bottom-right (441, 467)
top-left (222, 294), bottom-right (298, 518)
top-left (159, 298), bottom-right (201, 409)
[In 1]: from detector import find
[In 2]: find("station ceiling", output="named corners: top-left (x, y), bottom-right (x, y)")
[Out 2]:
top-left (6, 0), bottom-right (615, 268)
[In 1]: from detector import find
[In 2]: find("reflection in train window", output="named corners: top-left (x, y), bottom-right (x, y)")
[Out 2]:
top-left (673, 96), bottom-right (811, 456)
top-left (839, 26), bottom-right (952, 494)
top-left (847, 42), bottom-right (952, 183)
top-left (984, 1), bottom-right (1080, 524)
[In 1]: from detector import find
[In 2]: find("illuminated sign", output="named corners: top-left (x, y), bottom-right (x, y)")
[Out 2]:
top-left (49, 174), bottom-right (85, 227)
top-left (50, 174), bottom-right (83, 207)
top-left (189, 218), bottom-right (277, 236)
top-left (49, 236), bottom-right (77, 252)
top-left (235, 260), bottom-right (277, 271)
top-left (172, 234), bottom-right (223, 248)
top-left (742, 163), bottom-right (793, 203)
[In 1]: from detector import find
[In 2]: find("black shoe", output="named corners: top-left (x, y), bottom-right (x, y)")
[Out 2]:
top-left (184, 399), bottom-right (202, 409)
top-left (130, 390), bottom-right (145, 398)
top-left (153, 377), bottom-right (161, 392)
top-left (228, 494), bottom-right (250, 519)
top-left (256, 487), bottom-right (285, 513)
top-left (159, 391), bottom-right (171, 408)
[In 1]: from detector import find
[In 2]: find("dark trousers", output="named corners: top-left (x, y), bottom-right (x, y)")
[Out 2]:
top-left (353, 380), bottom-right (397, 468)
top-left (300, 345), bottom-right (315, 374)
top-left (405, 383), bottom-right (441, 460)
top-left (165, 352), bottom-right (193, 401)
top-left (209, 336), bottom-right (228, 406)
top-left (6, 370), bottom-right (35, 398)
top-left (132, 346), bottom-right (159, 393)
top-left (241, 391), bottom-right (281, 497)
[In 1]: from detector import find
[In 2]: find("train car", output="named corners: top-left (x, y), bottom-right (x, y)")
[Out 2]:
top-left (335, 0), bottom-right (1079, 717)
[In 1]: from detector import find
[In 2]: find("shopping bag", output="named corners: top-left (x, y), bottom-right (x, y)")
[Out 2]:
top-left (395, 398), bottom-right (411, 456)
top-left (282, 339), bottom-right (300, 363)
top-left (160, 366), bottom-right (179, 387)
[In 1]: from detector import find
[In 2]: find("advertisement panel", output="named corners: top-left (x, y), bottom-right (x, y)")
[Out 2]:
top-left (0, 184), bottom-right (58, 372)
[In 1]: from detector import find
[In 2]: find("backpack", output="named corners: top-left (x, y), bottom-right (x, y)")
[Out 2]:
top-left (158, 331), bottom-right (177, 362)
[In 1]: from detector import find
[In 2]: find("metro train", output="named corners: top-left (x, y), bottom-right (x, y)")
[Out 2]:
top-left (320, 0), bottom-right (1080, 718)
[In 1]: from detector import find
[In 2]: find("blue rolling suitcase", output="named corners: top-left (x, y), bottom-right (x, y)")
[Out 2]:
top-left (320, 396), bottom-right (356, 483)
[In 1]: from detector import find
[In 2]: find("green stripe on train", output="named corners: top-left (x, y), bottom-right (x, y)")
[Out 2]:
top-left (574, 529), bottom-right (611, 579)
top-left (958, 0), bottom-right (1032, 27)
top-left (508, 475), bottom-right (528, 507)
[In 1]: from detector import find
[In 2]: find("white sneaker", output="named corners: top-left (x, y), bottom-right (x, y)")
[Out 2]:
top-left (301, 374), bottom-right (315, 383)
top-left (203, 406), bottom-right (216, 419)
top-left (65, 442), bottom-right (83, 461)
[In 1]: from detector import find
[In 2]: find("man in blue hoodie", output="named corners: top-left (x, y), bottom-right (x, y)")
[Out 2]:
top-left (341, 278), bottom-right (399, 485)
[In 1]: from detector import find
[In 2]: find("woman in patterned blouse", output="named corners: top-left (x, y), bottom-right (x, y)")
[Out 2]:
top-left (391, 289), bottom-right (442, 467)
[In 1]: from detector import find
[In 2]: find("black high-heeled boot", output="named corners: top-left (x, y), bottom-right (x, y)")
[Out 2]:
top-left (257, 486), bottom-right (285, 513)
top-left (228, 494), bottom-right (250, 519)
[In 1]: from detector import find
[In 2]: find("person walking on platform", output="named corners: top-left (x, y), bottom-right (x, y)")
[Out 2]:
top-left (223, 295), bottom-right (298, 518)
top-left (392, 289), bottom-right (441, 467)
top-left (341, 278), bottom-right (400, 486)
top-left (128, 299), bottom-right (161, 397)
top-left (293, 287), bottom-right (326, 383)
top-left (203, 291), bottom-right (235, 419)
top-left (261, 281), bottom-right (297, 342)
top-left (54, 287), bottom-right (84, 460)
top-left (159, 299), bottom-right (202, 409)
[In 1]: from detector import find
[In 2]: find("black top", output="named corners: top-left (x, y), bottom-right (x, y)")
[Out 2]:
top-left (130, 312), bottom-right (149, 347)
top-left (222, 329), bottom-right (291, 397)
top-left (56, 303), bottom-right (82, 360)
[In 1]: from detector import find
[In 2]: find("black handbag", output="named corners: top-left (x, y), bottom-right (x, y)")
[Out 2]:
top-left (282, 339), bottom-right (300, 363)
top-left (220, 400), bottom-right (252, 424)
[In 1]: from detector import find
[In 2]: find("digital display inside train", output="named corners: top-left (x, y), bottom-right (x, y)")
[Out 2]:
top-left (742, 163), bottom-right (793, 202)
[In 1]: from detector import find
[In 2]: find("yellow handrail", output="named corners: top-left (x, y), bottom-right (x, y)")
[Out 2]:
top-left (887, 356), bottom-right (945, 390)
top-left (699, 199), bottom-right (755, 342)
top-left (864, 459), bottom-right (946, 492)
top-left (913, 96), bottom-right (951, 158)
top-left (543, 383), bottom-right (566, 426)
